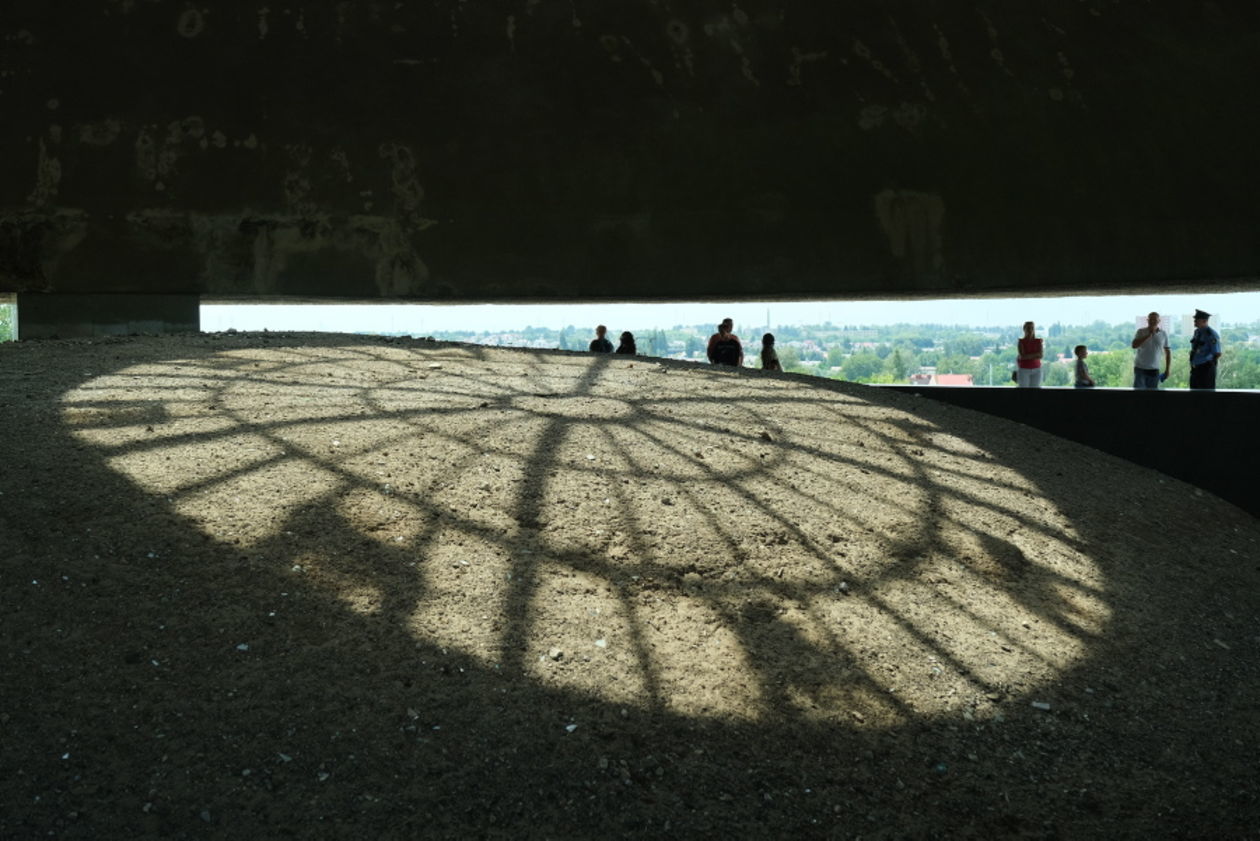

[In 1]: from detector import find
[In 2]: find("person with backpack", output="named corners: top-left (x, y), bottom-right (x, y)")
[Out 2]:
top-left (707, 318), bottom-right (744, 367)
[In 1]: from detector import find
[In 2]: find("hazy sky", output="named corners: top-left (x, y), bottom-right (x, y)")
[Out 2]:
top-left (201, 291), bottom-right (1260, 335)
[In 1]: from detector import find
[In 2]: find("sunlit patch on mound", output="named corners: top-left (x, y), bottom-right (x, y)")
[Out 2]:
top-left (62, 342), bottom-right (1108, 726)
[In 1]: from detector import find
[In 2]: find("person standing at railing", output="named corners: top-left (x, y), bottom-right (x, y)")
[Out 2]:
top-left (1015, 321), bottom-right (1044, 388)
top-left (1189, 309), bottom-right (1222, 390)
top-left (1131, 311), bottom-right (1171, 389)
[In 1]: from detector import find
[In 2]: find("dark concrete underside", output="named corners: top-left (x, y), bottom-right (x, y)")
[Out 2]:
top-left (886, 385), bottom-right (1258, 518)
top-left (2, 2), bottom-right (1258, 302)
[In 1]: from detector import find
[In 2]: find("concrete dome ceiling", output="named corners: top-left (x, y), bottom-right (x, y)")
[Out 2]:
top-left (2, 2), bottom-right (1258, 300)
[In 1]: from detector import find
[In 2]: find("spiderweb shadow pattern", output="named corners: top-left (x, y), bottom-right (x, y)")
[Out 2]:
top-left (61, 340), bottom-right (1108, 727)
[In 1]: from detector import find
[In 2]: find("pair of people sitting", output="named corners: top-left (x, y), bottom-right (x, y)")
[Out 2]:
top-left (589, 325), bottom-right (636, 355)
top-left (709, 319), bottom-right (782, 371)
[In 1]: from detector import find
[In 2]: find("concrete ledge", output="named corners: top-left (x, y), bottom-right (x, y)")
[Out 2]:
top-left (884, 385), bottom-right (1257, 517)
top-left (15, 293), bottom-right (199, 339)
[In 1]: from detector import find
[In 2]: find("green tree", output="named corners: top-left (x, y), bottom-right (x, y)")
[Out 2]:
top-left (0, 303), bottom-right (13, 342)
top-left (797, 342), bottom-right (824, 362)
top-left (1043, 361), bottom-right (1070, 387)
top-left (1084, 351), bottom-right (1131, 387)
top-left (1164, 357), bottom-right (1190, 389)
top-left (1218, 347), bottom-right (1260, 389)
top-left (778, 346), bottom-right (809, 374)
top-left (841, 352), bottom-right (883, 381)
top-left (973, 352), bottom-right (1011, 386)
top-left (886, 348), bottom-right (908, 381)
top-left (645, 329), bottom-right (669, 357)
top-left (944, 333), bottom-right (986, 357)
top-left (935, 354), bottom-right (975, 376)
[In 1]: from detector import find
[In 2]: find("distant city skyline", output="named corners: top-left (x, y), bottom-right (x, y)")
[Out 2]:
top-left (200, 291), bottom-right (1260, 336)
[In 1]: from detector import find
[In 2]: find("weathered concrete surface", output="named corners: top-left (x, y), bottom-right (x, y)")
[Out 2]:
top-left (2, 2), bottom-right (1258, 301)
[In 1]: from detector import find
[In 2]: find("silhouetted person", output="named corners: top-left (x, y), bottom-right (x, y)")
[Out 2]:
top-left (615, 331), bottom-right (636, 355)
top-left (1189, 309), bottom-right (1222, 390)
top-left (707, 318), bottom-right (744, 367)
top-left (1015, 321), bottom-right (1043, 388)
top-left (1131, 311), bottom-right (1170, 389)
top-left (760, 333), bottom-right (781, 371)
top-left (1073, 345), bottom-right (1095, 388)
top-left (589, 325), bottom-right (613, 353)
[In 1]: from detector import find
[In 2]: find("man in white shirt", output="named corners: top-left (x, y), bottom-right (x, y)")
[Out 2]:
top-left (1131, 311), bottom-right (1171, 389)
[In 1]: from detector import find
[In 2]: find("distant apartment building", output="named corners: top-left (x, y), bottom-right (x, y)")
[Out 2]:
top-left (1179, 312), bottom-right (1224, 335)
top-left (1134, 313), bottom-right (1176, 335)
top-left (1130, 312), bottom-right (1221, 337)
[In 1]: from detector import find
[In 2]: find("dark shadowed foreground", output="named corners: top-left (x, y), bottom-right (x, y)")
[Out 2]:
top-left (2, 334), bottom-right (1257, 840)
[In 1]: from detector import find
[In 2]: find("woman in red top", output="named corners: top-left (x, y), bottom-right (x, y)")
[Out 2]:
top-left (1016, 320), bottom-right (1044, 388)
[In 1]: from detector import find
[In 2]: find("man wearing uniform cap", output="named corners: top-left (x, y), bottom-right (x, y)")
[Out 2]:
top-left (1189, 309), bottom-right (1222, 390)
